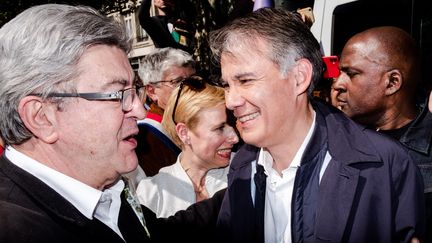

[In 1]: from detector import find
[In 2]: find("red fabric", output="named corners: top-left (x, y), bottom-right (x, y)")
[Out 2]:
top-left (145, 112), bottom-right (163, 123)
top-left (0, 145), bottom-right (4, 155)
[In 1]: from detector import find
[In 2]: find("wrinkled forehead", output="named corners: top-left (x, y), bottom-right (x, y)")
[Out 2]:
top-left (75, 45), bottom-right (134, 90)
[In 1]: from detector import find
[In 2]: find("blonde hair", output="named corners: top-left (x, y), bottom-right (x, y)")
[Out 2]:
top-left (162, 82), bottom-right (225, 147)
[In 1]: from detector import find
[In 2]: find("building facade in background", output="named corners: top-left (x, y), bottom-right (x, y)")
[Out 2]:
top-left (109, 1), bottom-right (156, 71)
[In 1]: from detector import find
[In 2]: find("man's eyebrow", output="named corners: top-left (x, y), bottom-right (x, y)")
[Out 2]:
top-left (339, 66), bottom-right (348, 71)
top-left (234, 72), bottom-right (255, 79)
top-left (339, 65), bottom-right (353, 72)
top-left (100, 79), bottom-right (129, 90)
top-left (221, 72), bottom-right (255, 83)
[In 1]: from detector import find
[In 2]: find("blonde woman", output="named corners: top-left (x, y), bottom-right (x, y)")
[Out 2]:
top-left (136, 76), bottom-right (239, 217)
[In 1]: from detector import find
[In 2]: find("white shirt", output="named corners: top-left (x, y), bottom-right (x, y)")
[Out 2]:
top-left (5, 146), bottom-right (126, 240)
top-left (136, 154), bottom-right (229, 217)
top-left (254, 112), bottom-right (332, 243)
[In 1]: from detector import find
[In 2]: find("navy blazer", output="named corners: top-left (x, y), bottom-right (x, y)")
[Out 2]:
top-left (0, 156), bottom-right (150, 243)
top-left (216, 101), bottom-right (425, 243)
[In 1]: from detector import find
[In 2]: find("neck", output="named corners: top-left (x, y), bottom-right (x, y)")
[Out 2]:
top-left (267, 104), bottom-right (315, 174)
top-left (374, 100), bottom-right (418, 131)
top-left (179, 152), bottom-right (208, 190)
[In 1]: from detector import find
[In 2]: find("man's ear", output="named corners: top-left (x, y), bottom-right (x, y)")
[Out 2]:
top-left (175, 123), bottom-right (190, 145)
top-left (384, 69), bottom-right (402, 96)
top-left (18, 96), bottom-right (59, 144)
top-left (293, 58), bottom-right (313, 96)
top-left (146, 84), bottom-right (158, 102)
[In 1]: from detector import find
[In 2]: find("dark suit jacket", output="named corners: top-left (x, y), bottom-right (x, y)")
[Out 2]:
top-left (0, 156), bottom-right (150, 243)
top-left (216, 101), bottom-right (425, 243)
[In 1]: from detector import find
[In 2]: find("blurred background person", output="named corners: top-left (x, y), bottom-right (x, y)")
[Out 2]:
top-left (332, 26), bottom-right (432, 242)
top-left (138, 0), bottom-right (196, 54)
top-left (136, 47), bottom-right (195, 176)
top-left (136, 76), bottom-right (238, 217)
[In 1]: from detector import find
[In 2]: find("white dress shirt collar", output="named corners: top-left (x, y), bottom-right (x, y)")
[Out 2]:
top-left (5, 146), bottom-right (102, 219)
top-left (256, 111), bottom-right (316, 243)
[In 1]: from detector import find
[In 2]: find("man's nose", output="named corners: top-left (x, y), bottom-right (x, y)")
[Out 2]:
top-left (130, 95), bottom-right (147, 120)
top-left (332, 74), bottom-right (347, 91)
top-left (224, 85), bottom-right (244, 111)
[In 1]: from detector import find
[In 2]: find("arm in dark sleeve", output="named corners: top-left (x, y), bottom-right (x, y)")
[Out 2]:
top-left (143, 188), bottom-right (226, 243)
top-left (138, 0), bottom-right (152, 24)
top-left (138, 0), bottom-right (187, 50)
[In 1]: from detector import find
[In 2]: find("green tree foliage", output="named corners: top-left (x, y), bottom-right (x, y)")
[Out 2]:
top-left (190, 0), bottom-right (235, 75)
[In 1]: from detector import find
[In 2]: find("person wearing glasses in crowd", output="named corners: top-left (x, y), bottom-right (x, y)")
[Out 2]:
top-left (208, 8), bottom-right (425, 242)
top-left (136, 76), bottom-right (239, 217)
top-left (0, 4), bottom-right (151, 242)
top-left (136, 47), bottom-right (195, 176)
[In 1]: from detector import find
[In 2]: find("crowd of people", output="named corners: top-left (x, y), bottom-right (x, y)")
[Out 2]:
top-left (0, 2), bottom-right (430, 243)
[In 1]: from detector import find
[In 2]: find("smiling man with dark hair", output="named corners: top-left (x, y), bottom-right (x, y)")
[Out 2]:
top-left (209, 8), bottom-right (425, 242)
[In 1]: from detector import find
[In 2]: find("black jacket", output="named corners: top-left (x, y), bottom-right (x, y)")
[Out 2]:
top-left (0, 156), bottom-right (150, 243)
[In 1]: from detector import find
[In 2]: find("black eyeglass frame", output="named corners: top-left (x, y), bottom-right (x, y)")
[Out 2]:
top-left (171, 76), bottom-right (206, 125)
top-left (35, 85), bottom-right (146, 112)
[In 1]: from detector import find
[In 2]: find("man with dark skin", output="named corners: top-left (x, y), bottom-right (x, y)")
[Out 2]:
top-left (332, 26), bottom-right (432, 242)
top-left (332, 26), bottom-right (420, 130)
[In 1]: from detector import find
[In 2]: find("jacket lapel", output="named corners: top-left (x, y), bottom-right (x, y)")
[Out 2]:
top-left (224, 144), bottom-right (264, 243)
top-left (0, 156), bottom-right (89, 225)
top-left (311, 101), bottom-right (382, 242)
top-left (314, 160), bottom-right (360, 242)
top-left (118, 190), bottom-right (151, 243)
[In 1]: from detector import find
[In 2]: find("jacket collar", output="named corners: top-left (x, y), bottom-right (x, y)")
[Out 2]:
top-left (0, 156), bottom-right (90, 226)
top-left (400, 98), bottom-right (432, 155)
top-left (230, 144), bottom-right (260, 170)
top-left (313, 100), bottom-right (382, 165)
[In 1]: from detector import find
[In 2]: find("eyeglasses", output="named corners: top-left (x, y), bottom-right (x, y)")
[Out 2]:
top-left (151, 77), bottom-right (185, 87)
top-left (172, 76), bottom-right (206, 125)
top-left (39, 85), bottom-right (146, 112)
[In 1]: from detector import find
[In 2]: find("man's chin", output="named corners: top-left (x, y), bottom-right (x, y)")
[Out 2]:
top-left (122, 155), bottom-right (139, 174)
top-left (242, 132), bottom-right (264, 147)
